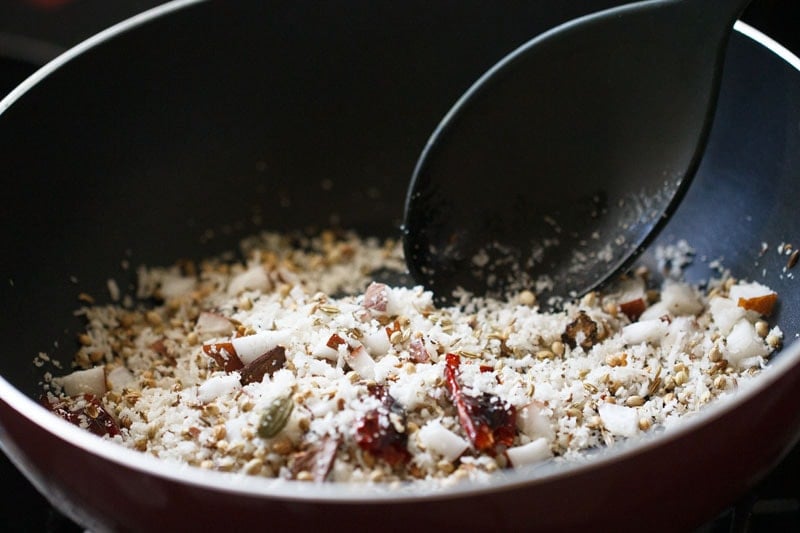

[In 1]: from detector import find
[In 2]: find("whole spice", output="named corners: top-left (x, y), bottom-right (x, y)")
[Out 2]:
top-left (354, 384), bottom-right (411, 467)
top-left (787, 249), bottom-right (799, 270)
top-left (444, 353), bottom-right (516, 454)
top-left (44, 394), bottom-right (120, 438)
top-left (258, 395), bottom-right (294, 439)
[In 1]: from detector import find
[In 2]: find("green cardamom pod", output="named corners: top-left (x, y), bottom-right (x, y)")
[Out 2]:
top-left (258, 395), bottom-right (294, 439)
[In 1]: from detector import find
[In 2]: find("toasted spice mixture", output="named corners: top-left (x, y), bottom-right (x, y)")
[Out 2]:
top-left (41, 230), bottom-right (782, 484)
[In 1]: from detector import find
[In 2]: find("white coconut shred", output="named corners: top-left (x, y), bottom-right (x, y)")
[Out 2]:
top-left (41, 229), bottom-right (783, 485)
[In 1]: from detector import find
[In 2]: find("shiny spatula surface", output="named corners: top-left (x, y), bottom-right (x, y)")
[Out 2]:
top-left (403, 0), bottom-right (752, 305)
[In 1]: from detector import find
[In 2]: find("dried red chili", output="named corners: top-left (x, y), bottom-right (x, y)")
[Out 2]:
top-left (290, 435), bottom-right (340, 482)
top-left (444, 353), bottom-right (516, 454)
top-left (354, 384), bottom-right (411, 466)
top-left (44, 394), bottom-right (121, 438)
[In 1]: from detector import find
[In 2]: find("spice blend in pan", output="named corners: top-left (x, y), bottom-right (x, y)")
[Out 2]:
top-left (40, 230), bottom-right (782, 484)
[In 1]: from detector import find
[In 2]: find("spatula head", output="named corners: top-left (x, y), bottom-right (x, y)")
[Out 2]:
top-left (403, 0), bottom-right (744, 305)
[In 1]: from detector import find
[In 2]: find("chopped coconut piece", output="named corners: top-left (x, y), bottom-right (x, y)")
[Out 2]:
top-left (197, 373), bottom-right (241, 403)
top-left (55, 366), bottom-right (107, 396)
top-left (195, 312), bottom-right (235, 336)
top-left (506, 437), bottom-right (552, 467)
top-left (228, 265), bottom-right (269, 295)
top-left (622, 319), bottom-right (668, 345)
top-left (598, 402), bottom-right (639, 438)
top-left (345, 345), bottom-right (376, 380)
top-left (517, 402), bottom-right (555, 441)
top-left (418, 420), bottom-right (469, 462)
top-left (709, 297), bottom-right (746, 335)
top-left (159, 274), bottom-right (196, 299)
top-left (659, 281), bottom-right (703, 316)
top-left (231, 330), bottom-right (291, 364)
top-left (363, 328), bottom-right (391, 357)
top-left (726, 319), bottom-right (769, 366)
top-left (730, 281), bottom-right (778, 316)
top-left (106, 366), bottom-right (135, 391)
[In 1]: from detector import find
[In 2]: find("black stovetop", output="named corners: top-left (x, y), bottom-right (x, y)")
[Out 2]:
top-left (1, 1), bottom-right (799, 531)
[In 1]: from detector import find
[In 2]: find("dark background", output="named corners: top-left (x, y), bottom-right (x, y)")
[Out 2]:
top-left (1, 1), bottom-right (799, 531)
